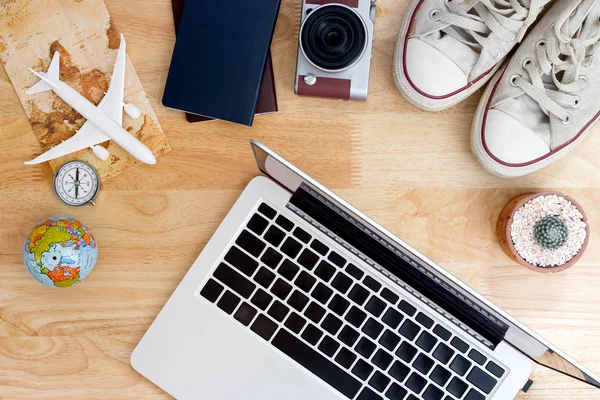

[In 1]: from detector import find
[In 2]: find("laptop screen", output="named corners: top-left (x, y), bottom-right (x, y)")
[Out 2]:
top-left (251, 139), bottom-right (600, 389)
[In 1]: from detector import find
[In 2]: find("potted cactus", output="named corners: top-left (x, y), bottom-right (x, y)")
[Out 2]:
top-left (497, 191), bottom-right (589, 273)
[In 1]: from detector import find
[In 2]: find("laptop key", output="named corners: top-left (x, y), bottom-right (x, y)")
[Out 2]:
top-left (433, 325), bottom-right (452, 341)
top-left (275, 215), bottom-right (294, 231)
top-left (449, 355), bottom-right (472, 376)
top-left (328, 251), bottom-right (347, 267)
top-left (315, 260), bottom-right (337, 282)
top-left (348, 284), bottom-right (370, 306)
top-left (214, 263), bottom-right (256, 299)
top-left (331, 271), bottom-right (353, 294)
top-left (264, 225), bottom-right (286, 247)
top-left (312, 283), bottom-right (334, 304)
top-left (357, 387), bottom-right (383, 400)
top-left (406, 373), bottom-right (427, 394)
top-left (363, 276), bottom-right (382, 292)
top-left (225, 246), bottom-right (259, 276)
top-left (247, 213), bottom-right (269, 235)
top-left (339, 326), bottom-right (360, 346)
top-left (365, 297), bottom-right (386, 317)
top-left (413, 354), bottom-right (434, 374)
top-left (258, 203), bottom-right (276, 219)
top-left (305, 302), bottom-right (327, 323)
top-left (399, 319), bottom-right (421, 340)
top-left (372, 349), bottom-right (394, 370)
top-left (396, 342), bottom-right (418, 363)
top-left (199, 278), bottom-right (223, 302)
top-left (281, 237), bottom-right (302, 258)
top-left (389, 360), bottom-right (411, 382)
top-left (464, 389), bottom-right (485, 400)
top-left (345, 306), bottom-right (367, 328)
top-left (415, 312), bottom-right (434, 329)
top-left (301, 323), bottom-right (323, 345)
top-left (432, 343), bottom-right (455, 364)
top-left (310, 239), bottom-right (329, 256)
top-left (468, 349), bottom-right (487, 366)
top-left (322, 314), bottom-right (344, 335)
top-left (235, 230), bottom-right (265, 257)
top-left (335, 347), bottom-right (357, 368)
top-left (288, 290), bottom-right (309, 312)
top-left (355, 337), bottom-right (377, 358)
top-left (379, 330), bottom-right (401, 351)
top-left (467, 367), bottom-right (497, 394)
top-left (251, 289), bottom-right (273, 310)
top-left (285, 312), bottom-right (307, 334)
top-left (369, 371), bottom-right (391, 392)
top-left (234, 302), bottom-right (258, 326)
top-left (430, 365), bottom-right (452, 386)
top-left (450, 337), bottom-right (469, 353)
top-left (447, 377), bottom-right (468, 398)
top-left (381, 288), bottom-right (399, 304)
top-left (250, 314), bottom-right (278, 340)
top-left (486, 361), bottom-right (505, 378)
top-left (346, 263), bottom-right (364, 280)
top-left (398, 300), bottom-right (417, 316)
top-left (271, 278), bottom-right (292, 300)
top-left (268, 300), bottom-right (290, 322)
top-left (217, 290), bottom-right (240, 314)
top-left (278, 259), bottom-right (300, 281)
top-left (362, 318), bottom-right (384, 339)
top-left (293, 227), bottom-right (311, 243)
top-left (261, 247), bottom-right (283, 269)
top-left (416, 331), bottom-right (438, 352)
top-left (298, 249), bottom-right (320, 270)
top-left (319, 335), bottom-right (341, 357)
top-left (382, 308), bottom-right (403, 329)
top-left (328, 294), bottom-right (350, 316)
top-left (254, 267), bottom-right (276, 288)
top-left (385, 383), bottom-right (408, 400)
top-left (352, 359), bottom-right (374, 380)
top-left (295, 271), bottom-right (317, 292)
top-left (272, 329), bottom-right (362, 399)
top-left (423, 385), bottom-right (444, 400)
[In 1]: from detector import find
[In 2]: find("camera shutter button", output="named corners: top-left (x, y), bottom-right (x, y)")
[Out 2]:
top-left (304, 74), bottom-right (317, 86)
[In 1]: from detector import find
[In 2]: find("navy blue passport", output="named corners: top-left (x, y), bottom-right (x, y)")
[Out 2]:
top-left (163, 0), bottom-right (281, 126)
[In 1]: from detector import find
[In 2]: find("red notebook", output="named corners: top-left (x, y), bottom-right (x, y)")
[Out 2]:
top-left (171, 0), bottom-right (278, 123)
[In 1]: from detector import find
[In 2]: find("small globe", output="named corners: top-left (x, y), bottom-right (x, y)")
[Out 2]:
top-left (23, 217), bottom-right (98, 288)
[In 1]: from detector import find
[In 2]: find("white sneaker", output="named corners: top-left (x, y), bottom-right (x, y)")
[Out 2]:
top-left (472, 0), bottom-right (600, 178)
top-left (394, 0), bottom-right (549, 111)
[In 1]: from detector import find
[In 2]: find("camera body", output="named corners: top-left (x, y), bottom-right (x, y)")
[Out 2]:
top-left (295, 0), bottom-right (376, 101)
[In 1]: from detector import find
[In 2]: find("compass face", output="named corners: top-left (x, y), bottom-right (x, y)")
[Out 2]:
top-left (54, 161), bottom-right (100, 207)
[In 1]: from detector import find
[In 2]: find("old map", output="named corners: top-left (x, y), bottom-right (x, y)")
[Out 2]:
top-left (0, 0), bottom-right (171, 180)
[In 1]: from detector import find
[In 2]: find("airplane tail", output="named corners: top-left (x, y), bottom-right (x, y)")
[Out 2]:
top-left (26, 51), bottom-right (60, 95)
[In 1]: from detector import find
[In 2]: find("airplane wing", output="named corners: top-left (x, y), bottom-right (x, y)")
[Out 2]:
top-left (98, 34), bottom-right (126, 126)
top-left (24, 122), bottom-right (110, 165)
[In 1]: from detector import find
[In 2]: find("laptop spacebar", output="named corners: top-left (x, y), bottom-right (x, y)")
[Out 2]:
top-left (272, 329), bottom-right (361, 399)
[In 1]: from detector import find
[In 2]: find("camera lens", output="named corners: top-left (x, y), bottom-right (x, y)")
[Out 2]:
top-left (301, 5), bottom-right (367, 71)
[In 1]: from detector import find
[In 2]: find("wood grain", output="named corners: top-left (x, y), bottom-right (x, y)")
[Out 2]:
top-left (1, 0), bottom-right (599, 398)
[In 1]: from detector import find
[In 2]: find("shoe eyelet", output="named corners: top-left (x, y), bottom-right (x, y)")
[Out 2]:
top-left (508, 31), bottom-right (517, 41)
top-left (536, 39), bottom-right (547, 48)
top-left (572, 96), bottom-right (580, 108)
top-left (579, 75), bottom-right (588, 87)
top-left (430, 9), bottom-right (441, 21)
top-left (491, 49), bottom-right (501, 61)
top-left (561, 114), bottom-right (572, 124)
top-left (509, 74), bottom-right (521, 86)
top-left (522, 57), bottom-right (535, 68)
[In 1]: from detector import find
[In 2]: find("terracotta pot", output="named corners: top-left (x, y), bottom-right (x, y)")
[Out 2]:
top-left (497, 191), bottom-right (590, 273)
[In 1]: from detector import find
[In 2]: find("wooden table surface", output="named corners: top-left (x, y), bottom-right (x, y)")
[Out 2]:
top-left (1, 0), bottom-right (599, 399)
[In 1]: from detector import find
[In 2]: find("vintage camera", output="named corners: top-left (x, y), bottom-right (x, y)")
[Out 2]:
top-left (295, 0), bottom-right (376, 101)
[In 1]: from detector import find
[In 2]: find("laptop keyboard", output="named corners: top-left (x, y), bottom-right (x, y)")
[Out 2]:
top-left (199, 203), bottom-right (506, 400)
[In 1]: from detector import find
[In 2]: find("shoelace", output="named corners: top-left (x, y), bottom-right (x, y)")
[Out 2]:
top-left (432, 0), bottom-right (543, 60)
top-left (511, 0), bottom-right (600, 124)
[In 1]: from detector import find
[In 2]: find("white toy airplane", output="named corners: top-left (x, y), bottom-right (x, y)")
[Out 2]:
top-left (24, 34), bottom-right (156, 165)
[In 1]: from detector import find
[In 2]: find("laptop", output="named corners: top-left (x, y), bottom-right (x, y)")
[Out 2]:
top-left (131, 140), bottom-right (600, 400)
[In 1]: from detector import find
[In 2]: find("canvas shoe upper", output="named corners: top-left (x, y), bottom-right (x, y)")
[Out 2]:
top-left (472, 0), bottom-right (600, 178)
top-left (394, 0), bottom-right (549, 111)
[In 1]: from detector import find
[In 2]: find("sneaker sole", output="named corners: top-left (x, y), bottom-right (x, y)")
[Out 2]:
top-left (393, 0), bottom-right (503, 111)
top-left (471, 65), bottom-right (600, 178)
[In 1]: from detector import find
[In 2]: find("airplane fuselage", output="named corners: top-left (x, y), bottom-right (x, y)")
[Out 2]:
top-left (49, 79), bottom-right (156, 164)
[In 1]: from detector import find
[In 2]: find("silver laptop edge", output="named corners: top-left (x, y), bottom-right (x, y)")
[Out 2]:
top-left (250, 139), bottom-right (600, 389)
